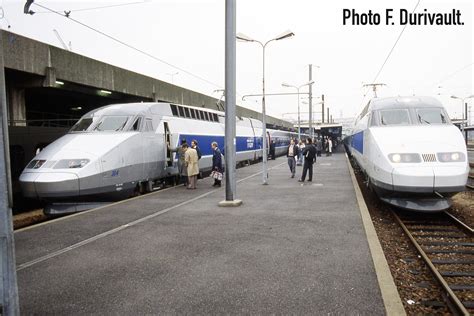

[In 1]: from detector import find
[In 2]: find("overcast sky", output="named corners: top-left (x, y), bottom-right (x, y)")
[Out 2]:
top-left (1, 0), bottom-right (473, 122)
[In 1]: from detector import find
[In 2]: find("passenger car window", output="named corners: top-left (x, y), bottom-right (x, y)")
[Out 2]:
top-left (178, 106), bottom-right (185, 117)
top-left (170, 104), bottom-right (178, 116)
top-left (416, 108), bottom-right (448, 124)
top-left (379, 109), bottom-right (410, 125)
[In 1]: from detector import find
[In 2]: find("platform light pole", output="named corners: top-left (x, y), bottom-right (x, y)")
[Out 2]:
top-left (282, 80), bottom-right (314, 141)
top-left (308, 65), bottom-right (319, 139)
top-left (236, 30), bottom-right (294, 185)
top-left (218, 0), bottom-right (241, 207)
top-left (451, 95), bottom-right (474, 143)
top-left (0, 29), bottom-right (20, 315)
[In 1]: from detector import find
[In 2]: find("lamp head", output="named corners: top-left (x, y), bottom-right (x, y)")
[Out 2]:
top-left (236, 32), bottom-right (255, 42)
top-left (274, 30), bottom-right (295, 41)
top-left (281, 83), bottom-right (291, 88)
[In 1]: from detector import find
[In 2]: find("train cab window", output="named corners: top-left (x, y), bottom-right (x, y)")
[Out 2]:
top-left (144, 119), bottom-right (154, 132)
top-left (416, 108), bottom-right (448, 125)
top-left (379, 109), bottom-right (410, 126)
top-left (131, 117), bottom-right (142, 131)
top-left (178, 106), bottom-right (185, 117)
top-left (190, 109), bottom-right (196, 119)
top-left (70, 117), bottom-right (93, 132)
top-left (212, 113), bottom-right (218, 122)
top-left (170, 104), bottom-right (179, 116)
top-left (93, 116), bottom-right (130, 131)
top-left (184, 108), bottom-right (190, 118)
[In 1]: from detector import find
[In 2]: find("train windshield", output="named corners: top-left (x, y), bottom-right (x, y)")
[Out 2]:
top-left (70, 117), bottom-right (94, 132)
top-left (93, 116), bottom-right (131, 132)
top-left (416, 108), bottom-right (448, 125)
top-left (379, 109), bottom-right (410, 125)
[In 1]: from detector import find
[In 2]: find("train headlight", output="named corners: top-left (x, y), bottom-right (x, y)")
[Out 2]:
top-left (388, 153), bottom-right (421, 163)
top-left (390, 154), bottom-right (401, 163)
top-left (26, 159), bottom-right (47, 169)
top-left (437, 152), bottom-right (465, 162)
top-left (54, 159), bottom-right (90, 169)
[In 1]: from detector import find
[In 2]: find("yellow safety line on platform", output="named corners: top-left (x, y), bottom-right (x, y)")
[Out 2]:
top-left (17, 162), bottom-right (286, 271)
top-left (345, 154), bottom-right (406, 316)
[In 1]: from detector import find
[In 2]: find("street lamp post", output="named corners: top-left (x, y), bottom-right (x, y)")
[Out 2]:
top-left (237, 30), bottom-right (295, 185)
top-left (282, 80), bottom-right (314, 141)
top-left (451, 95), bottom-right (474, 142)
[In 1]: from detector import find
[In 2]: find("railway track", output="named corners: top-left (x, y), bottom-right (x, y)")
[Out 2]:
top-left (392, 210), bottom-right (474, 315)
top-left (467, 161), bottom-right (474, 191)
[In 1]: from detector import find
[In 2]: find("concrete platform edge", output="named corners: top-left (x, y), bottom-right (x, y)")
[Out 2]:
top-left (345, 154), bottom-right (406, 316)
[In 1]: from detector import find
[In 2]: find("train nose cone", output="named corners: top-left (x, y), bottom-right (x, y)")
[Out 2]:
top-left (20, 172), bottom-right (80, 199)
top-left (19, 172), bottom-right (40, 198)
top-left (392, 166), bottom-right (434, 192)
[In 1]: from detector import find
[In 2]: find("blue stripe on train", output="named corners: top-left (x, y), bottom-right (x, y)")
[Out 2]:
top-left (351, 131), bottom-right (364, 154)
top-left (178, 134), bottom-right (290, 156)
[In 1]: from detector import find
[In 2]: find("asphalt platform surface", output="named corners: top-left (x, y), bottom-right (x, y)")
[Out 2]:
top-left (16, 152), bottom-right (385, 314)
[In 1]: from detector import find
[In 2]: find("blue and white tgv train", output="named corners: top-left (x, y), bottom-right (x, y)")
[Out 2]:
top-left (20, 102), bottom-right (296, 213)
top-left (346, 96), bottom-right (469, 212)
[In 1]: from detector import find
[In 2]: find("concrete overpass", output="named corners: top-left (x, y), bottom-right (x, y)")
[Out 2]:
top-left (2, 29), bottom-right (291, 128)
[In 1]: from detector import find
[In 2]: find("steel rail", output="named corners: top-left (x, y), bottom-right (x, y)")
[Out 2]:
top-left (391, 211), bottom-right (470, 315)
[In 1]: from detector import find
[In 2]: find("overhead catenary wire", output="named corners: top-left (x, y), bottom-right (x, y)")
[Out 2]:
top-left (359, 0), bottom-right (421, 107)
top-left (33, 1), bottom-right (150, 15)
top-left (32, 2), bottom-right (225, 91)
top-left (435, 62), bottom-right (474, 86)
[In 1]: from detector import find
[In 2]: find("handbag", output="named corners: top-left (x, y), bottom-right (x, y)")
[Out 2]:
top-left (211, 171), bottom-right (223, 181)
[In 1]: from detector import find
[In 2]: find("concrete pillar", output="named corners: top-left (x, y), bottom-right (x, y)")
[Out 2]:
top-left (7, 87), bottom-right (26, 127)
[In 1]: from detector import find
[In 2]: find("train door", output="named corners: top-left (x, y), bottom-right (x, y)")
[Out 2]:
top-left (163, 122), bottom-right (172, 168)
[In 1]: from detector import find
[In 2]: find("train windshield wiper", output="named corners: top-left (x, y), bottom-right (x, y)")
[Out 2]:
top-left (418, 115), bottom-right (431, 125)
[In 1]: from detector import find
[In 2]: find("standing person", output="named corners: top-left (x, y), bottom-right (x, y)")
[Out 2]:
top-left (316, 137), bottom-right (323, 157)
top-left (269, 139), bottom-right (276, 160)
top-left (328, 137), bottom-right (333, 156)
top-left (298, 138), bottom-right (317, 182)
top-left (297, 140), bottom-right (305, 166)
top-left (286, 139), bottom-right (299, 178)
top-left (184, 143), bottom-right (199, 189)
top-left (191, 140), bottom-right (202, 160)
top-left (169, 139), bottom-right (188, 186)
top-left (211, 141), bottom-right (223, 187)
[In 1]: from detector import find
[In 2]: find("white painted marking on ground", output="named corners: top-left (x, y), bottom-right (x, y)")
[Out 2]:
top-left (17, 161), bottom-right (287, 271)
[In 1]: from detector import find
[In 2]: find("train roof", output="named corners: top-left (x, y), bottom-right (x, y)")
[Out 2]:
top-left (369, 96), bottom-right (443, 111)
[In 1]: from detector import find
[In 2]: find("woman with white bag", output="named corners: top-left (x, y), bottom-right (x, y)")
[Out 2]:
top-left (210, 141), bottom-right (223, 187)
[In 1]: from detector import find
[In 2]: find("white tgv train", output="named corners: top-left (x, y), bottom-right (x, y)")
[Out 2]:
top-left (346, 96), bottom-right (469, 212)
top-left (20, 102), bottom-right (298, 214)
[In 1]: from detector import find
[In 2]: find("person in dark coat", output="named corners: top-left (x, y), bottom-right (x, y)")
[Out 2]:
top-left (315, 138), bottom-right (323, 157)
top-left (286, 138), bottom-right (299, 178)
top-left (169, 138), bottom-right (188, 185)
top-left (191, 139), bottom-right (202, 160)
top-left (269, 140), bottom-right (276, 160)
top-left (211, 141), bottom-right (223, 187)
top-left (298, 138), bottom-right (317, 182)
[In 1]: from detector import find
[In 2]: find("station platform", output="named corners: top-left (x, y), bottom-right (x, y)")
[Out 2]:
top-left (15, 152), bottom-right (399, 314)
